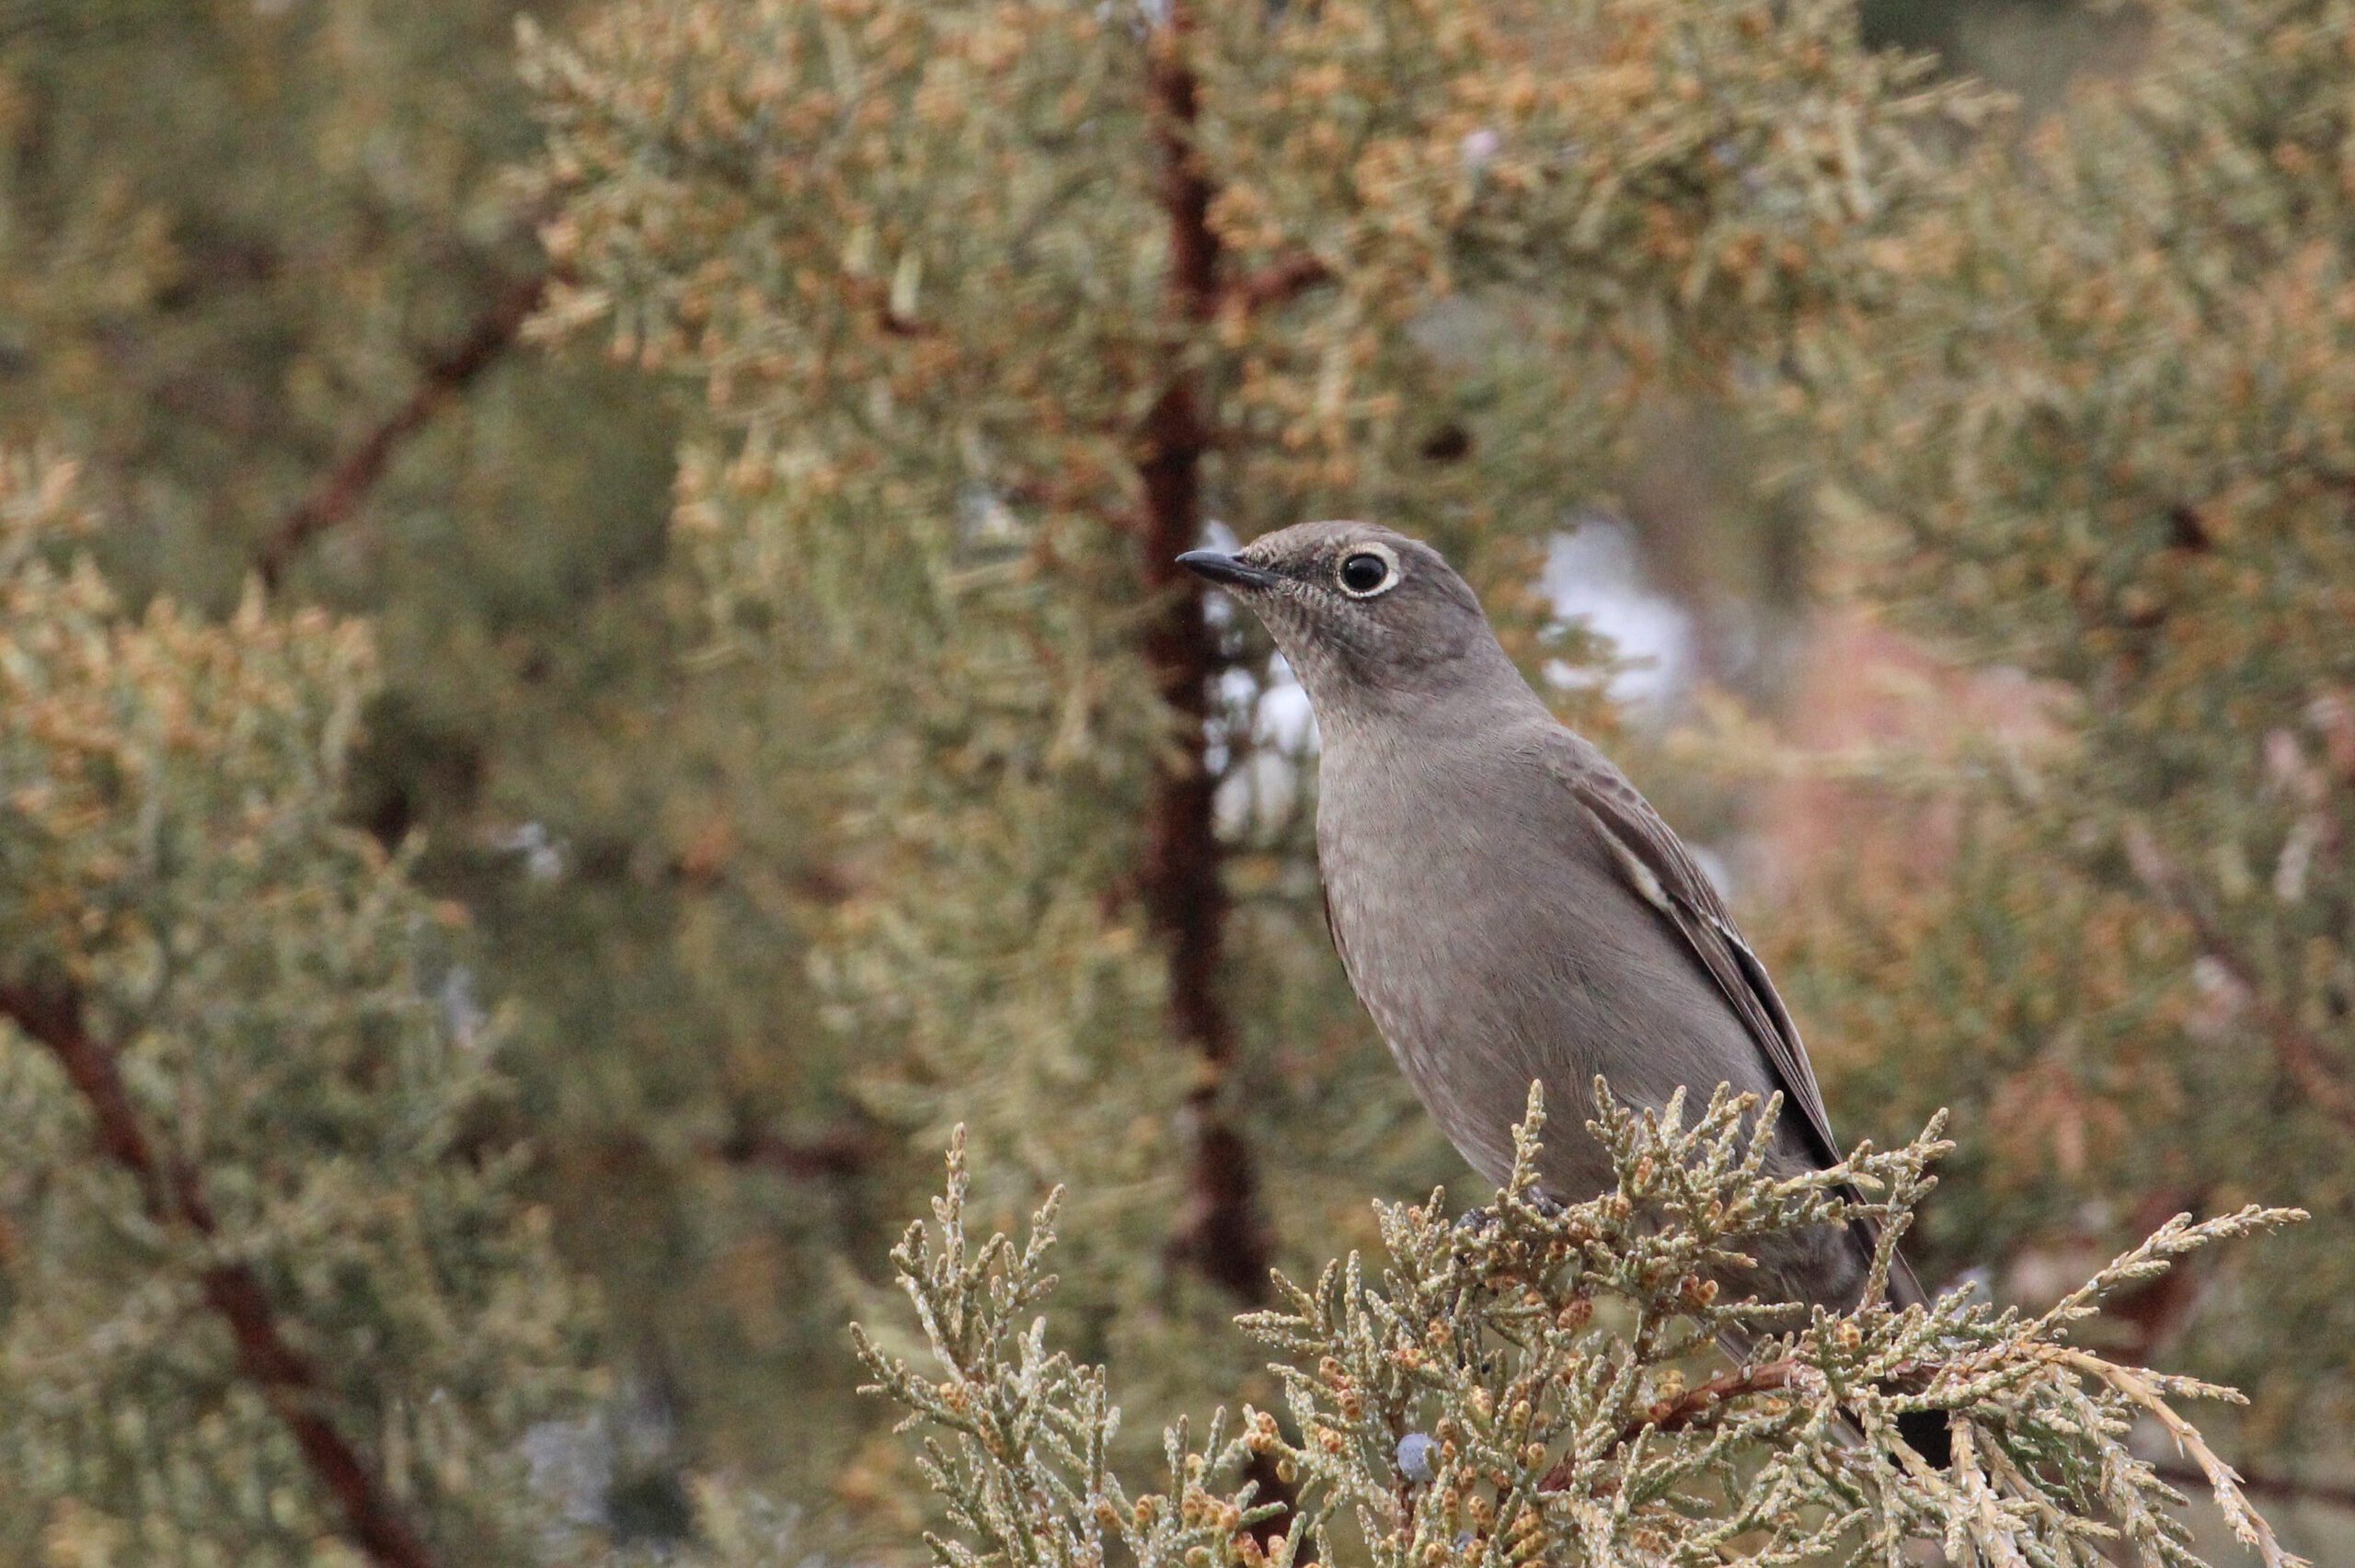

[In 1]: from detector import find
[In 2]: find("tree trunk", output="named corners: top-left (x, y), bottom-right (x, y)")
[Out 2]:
top-left (1135, 3), bottom-right (1273, 1305)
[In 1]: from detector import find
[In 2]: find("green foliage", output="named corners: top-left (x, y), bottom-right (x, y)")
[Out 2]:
top-left (3, 0), bottom-right (2345, 1556)
top-left (1764, 0), bottom-right (2355, 1449)
top-left (0, 1), bottom-right (563, 601)
top-left (0, 453), bottom-right (597, 1564)
top-left (0, 0), bottom-right (867, 1489)
top-left (860, 1086), bottom-right (2303, 1568)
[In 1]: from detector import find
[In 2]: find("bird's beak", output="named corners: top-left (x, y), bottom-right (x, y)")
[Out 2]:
top-left (1176, 550), bottom-right (1280, 591)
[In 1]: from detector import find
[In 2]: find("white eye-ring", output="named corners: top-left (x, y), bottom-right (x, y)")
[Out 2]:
top-left (1336, 542), bottom-right (1402, 599)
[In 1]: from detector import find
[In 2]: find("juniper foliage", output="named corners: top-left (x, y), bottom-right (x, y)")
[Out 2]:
top-left (1757, 0), bottom-right (2355, 1453)
top-left (0, 0), bottom-right (858, 1483)
top-left (0, 454), bottom-right (598, 1566)
top-left (859, 1088), bottom-right (2303, 1568)
top-left (523, 0), bottom-right (1984, 1466)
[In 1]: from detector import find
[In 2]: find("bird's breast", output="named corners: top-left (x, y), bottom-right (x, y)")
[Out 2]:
top-left (1315, 740), bottom-right (1618, 1185)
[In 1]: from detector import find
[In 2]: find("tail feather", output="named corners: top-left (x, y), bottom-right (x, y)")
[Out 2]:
top-left (1716, 1245), bottom-right (1956, 1471)
top-left (1827, 1406), bottom-right (1954, 1469)
top-left (1884, 1253), bottom-right (1954, 1468)
top-left (1898, 1408), bottom-right (1954, 1469)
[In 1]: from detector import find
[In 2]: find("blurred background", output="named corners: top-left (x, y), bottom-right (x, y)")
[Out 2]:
top-left (1, 0), bottom-right (2350, 1562)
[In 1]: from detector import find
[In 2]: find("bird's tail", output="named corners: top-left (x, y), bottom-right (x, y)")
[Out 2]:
top-left (1895, 1405), bottom-right (1954, 1469)
top-left (1716, 1251), bottom-right (1954, 1470)
top-left (1882, 1251), bottom-right (1954, 1468)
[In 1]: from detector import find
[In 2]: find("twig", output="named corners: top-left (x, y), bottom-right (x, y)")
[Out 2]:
top-left (0, 982), bottom-right (441, 1568)
top-left (2061, 1349), bottom-right (2305, 1568)
top-left (1541, 1360), bottom-right (1798, 1491)
top-left (1226, 249), bottom-right (1331, 314)
top-left (258, 270), bottom-right (549, 590)
top-left (2149, 1459), bottom-right (2355, 1516)
top-left (1627, 1359), bottom-right (1798, 1438)
top-left (703, 1124), bottom-right (872, 1178)
top-left (2122, 824), bottom-right (2355, 1135)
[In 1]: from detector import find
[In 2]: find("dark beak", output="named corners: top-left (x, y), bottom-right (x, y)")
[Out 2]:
top-left (1176, 550), bottom-right (1279, 590)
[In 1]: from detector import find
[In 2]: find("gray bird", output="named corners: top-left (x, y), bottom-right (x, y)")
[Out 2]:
top-left (1180, 521), bottom-right (1947, 1459)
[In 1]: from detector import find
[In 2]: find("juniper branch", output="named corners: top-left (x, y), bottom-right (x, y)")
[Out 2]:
top-left (861, 1086), bottom-right (2305, 1568)
top-left (0, 980), bottom-right (441, 1568)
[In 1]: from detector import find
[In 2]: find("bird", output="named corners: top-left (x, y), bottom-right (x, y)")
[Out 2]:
top-left (1179, 520), bottom-right (1951, 1465)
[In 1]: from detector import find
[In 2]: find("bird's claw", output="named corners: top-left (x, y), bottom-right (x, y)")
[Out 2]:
top-left (1454, 1192), bottom-right (1564, 1238)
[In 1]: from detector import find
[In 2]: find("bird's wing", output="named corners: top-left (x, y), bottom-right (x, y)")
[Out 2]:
top-left (1319, 882), bottom-right (1356, 977)
top-left (1545, 738), bottom-right (1843, 1166)
top-left (1542, 732), bottom-right (1928, 1305)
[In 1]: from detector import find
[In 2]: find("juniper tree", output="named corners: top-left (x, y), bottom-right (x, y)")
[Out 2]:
top-left (1754, 0), bottom-right (2355, 1471)
top-left (0, 453), bottom-right (598, 1565)
top-left (0, 0), bottom-right (872, 1483)
top-left (523, 0), bottom-right (1984, 1482)
top-left (857, 1092), bottom-right (2304, 1568)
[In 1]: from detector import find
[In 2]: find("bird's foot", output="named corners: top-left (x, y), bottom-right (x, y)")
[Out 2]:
top-left (1454, 1192), bottom-right (1565, 1237)
top-left (1455, 1205), bottom-right (1501, 1239)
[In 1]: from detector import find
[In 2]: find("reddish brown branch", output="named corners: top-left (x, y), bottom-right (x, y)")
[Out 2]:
top-left (1135, 3), bottom-right (1272, 1306)
top-left (1627, 1360), bottom-right (1797, 1438)
top-left (258, 270), bottom-right (549, 591)
top-left (1226, 248), bottom-right (1331, 314)
top-left (702, 1125), bottom-right (873, 1179)
top-left (1537, 1361), bottom-right (1797, 1492)
top-left (0, 982), bottom-right (440, 1568)
top-left (2123, 825), bottom-right (2355, 1135)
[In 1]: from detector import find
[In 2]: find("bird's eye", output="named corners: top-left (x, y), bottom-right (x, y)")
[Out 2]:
top-left (1338, 548), bottom-right (1399, 598)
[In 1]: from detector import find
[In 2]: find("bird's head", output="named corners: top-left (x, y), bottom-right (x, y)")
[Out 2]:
top-left (1178, 521), bottom-right (1526, 727)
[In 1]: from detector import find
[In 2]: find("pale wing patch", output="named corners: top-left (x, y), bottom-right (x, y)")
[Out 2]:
top-left (1587, 802), bottom-right (1674, 915)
